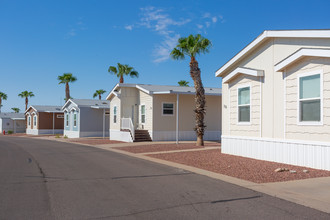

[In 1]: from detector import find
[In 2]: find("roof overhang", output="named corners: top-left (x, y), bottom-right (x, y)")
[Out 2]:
top-left (275, 48), bottom-right (330, 72)
top-left (215, 30), bottom-right (330, 77)
top-left (24, 106), bottom-right (37, 114)
top-left (61, 99), bottom-right (78, 110)
top-left (91, 106), bottom-right (110, 109)
top-left (11, 117), bottom-right (25, 120)
top-left (223, 67), bottom-right (264, 83)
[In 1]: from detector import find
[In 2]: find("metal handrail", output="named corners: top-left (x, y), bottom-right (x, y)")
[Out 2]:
top-left (121, 118), bottom-right (135, 141)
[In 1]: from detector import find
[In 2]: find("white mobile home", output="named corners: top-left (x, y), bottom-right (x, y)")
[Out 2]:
top-left (106, 83), bottom-right (222, 142)
top-left (216, 30), bottom-right (330, 171)
top-left (62, 99), bottom-right (110, 138)
top-left (0, 113), bottom-right (26, 134)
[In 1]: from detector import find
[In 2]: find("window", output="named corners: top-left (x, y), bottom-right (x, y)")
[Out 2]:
top-left (113, 106), bottom-right (117, 123)
top-left (73, 112), bottom-right (77, 127)
top-left (162, 103), bottom-right (174, 116)
top-left (238, 86), bottom-right (250, 123)
top-left (140, 105), bottom-right (146, 123)
top-left (298, 72), bottom-right (321, 123)
top-left (66, 113), bottom-right (69, 127)
top-left (33, 115), bottom-right (37, 127)
top-left (57, 114), bottom-right (64, 119)
top-left (28, 116), bottom-right (31, 127)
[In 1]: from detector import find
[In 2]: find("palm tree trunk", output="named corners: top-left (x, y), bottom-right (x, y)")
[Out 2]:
top-left (190, 56), bottom-right (206, 146)
top-left (25, 97), bottom-right (28, 110)
top-left (65, 82), bottom-right (70, 101)
top-left (0, 98), bottom-right (2, 113)
top-left (119, 75), bottom-right (124, 83)
top-left (99, 94), bottom-right (101, 100)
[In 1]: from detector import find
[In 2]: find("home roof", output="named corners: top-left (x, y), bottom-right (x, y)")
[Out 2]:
top-left (62, 99), bottom-right (110, 110)
top-left (106, 83), bottom-right (221, 100)
top-left (25, 105), bottom-right (63, 114)
top-left (0, 112), bottom-right (25, 120)
top-left (215, 30), bottom-right (330, 77)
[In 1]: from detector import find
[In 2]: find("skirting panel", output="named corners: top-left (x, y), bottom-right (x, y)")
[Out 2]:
top-left (27, 129), bottom-right (63, 135)
top-left (80, 131), bottom-right (109, 138)
top-left (64, 130), bottom-right (80, 138)
top-left (110, 130), bottom-right (133, 142)
top-left (222, 135), bottom-right (330, 171)
top-left (152, 130), bottom-right (221, 141)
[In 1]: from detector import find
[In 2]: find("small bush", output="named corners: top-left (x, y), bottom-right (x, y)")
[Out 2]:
top-left (7, 130), bottom-right (13, 134)
top-left (55, 134), bottom-right (61, 138)
top-left (64, 135), bottom-right (68, 139)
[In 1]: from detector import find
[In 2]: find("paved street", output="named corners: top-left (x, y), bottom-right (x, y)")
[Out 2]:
top-left (0, 136), bottom-right (329, 220)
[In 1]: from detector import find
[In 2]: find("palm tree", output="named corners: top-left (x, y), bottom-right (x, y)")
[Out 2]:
top-left (170, 34), bottom-right (212, 146)
top-left (0, 92), bottom-right (8, 113)
top-left (178, 80), bottom-right (189, 87)
top-left (18, 91), bottom-right (35, 110)
top-left (108, 63), bottom-right (138, 83)
top-left (11, 108), bottom-right (20, 113)
top-left (57, 73), bottom-right (77, 102)
top-left (93, 89), bottom-right (106, 100)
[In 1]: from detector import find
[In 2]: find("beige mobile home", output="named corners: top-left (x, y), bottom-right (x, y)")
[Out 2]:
top-left (107, 83), bottom-right (222, 142)
top-left (216, 30), bottom-right (330, 171)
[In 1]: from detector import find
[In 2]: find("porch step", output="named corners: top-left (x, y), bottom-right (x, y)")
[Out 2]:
top-left (134, 130), bottom-right (152, 142)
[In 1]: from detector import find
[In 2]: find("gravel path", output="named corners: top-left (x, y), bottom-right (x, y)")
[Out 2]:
top-left (114, 143), bottom-right (220, 153)
top-left (148, 149), bottom-right (330, 183)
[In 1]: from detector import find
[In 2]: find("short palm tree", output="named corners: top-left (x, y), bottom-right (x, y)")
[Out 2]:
top-left (171, 34), bottom-right (212, 146)
top-left (0, 92), bottom-right (8, 113)
top-left (178, 80), bottom-right (189, 87)
top-left (18, 91), bottom-right (35, 110)
top-left (57, 73), bottom-right (77, 102)
top-left (93, 89), bottom-right (106, 100)
top-left (108, 63), bottom-right (138, 83)
top-left (11, 108), bottom-right (20, 113)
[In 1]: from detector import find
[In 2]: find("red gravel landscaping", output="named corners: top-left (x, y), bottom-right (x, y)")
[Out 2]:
top-left (69, 139), bottom-right (124, 145)
top-left (148, 149), bottom-right (330, 183)
top-left (114, 142), bottom-right (220, 154)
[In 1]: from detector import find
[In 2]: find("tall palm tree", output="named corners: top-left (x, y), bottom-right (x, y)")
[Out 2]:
top-left (18, 91), bottom-right (35, 110)
top-left (178, 80), bottom-right (190, 87)
top-left (93, 89), bottom-right (106, 100)
top-left (108, 63), bottom-right (138, 83)
top-left (57, 73), bottom-right (77, 102)
top-left (171, 34), bottom-right (212, 146)
top-left (0, 92), bottom-right (7, 113)
top-left (11, 108), bottom-right (20, 113)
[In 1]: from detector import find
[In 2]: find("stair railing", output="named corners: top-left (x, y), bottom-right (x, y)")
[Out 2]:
top-left (121, 118), bottom-right (135, 141)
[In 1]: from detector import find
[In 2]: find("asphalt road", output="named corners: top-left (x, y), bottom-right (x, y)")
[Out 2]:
top-left (0, 136), bottom-right (329, 220)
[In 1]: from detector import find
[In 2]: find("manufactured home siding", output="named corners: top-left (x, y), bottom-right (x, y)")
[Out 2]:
top-left (120, 87), bottom-right (139, 127)
top-left (38, 112), bottom-right (64, 129)
top-left (139, 90), bottom-right (153, 131)
top-left (109, 95), bottom-right (121, 130)
top-left (80, 107), bottom-right (109, 133)
top-left (285, 57), bottom-right (330, 142)
top-left (228, 75), bottom-right (261, 137)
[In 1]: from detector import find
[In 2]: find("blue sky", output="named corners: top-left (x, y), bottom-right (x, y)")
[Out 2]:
top-left (1, 0), bottom-right (330, 112)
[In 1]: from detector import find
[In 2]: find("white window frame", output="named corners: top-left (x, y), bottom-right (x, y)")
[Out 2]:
top-left (28, 115), bottom-right (31, 127)
top-left (57, 114), bottom-right (64, 119)
top-left (73, 111), bottom-right (77, 127)
top-left (162, 102), bottom-right (175, 116)
top-left (297, 70), bottom-right (323, 126)
top-left (237, 84), bottom-right (251, 125)
top-left (33, 114), bottom-right (37, 128)
top-left (140, 104), bottom-right (146, 124)
top-left (65, 112), bottom-right (69, 127)
top-left (113, 106), bottom-right (117, 124)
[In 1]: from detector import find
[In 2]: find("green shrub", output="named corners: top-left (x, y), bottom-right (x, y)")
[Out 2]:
top-left (55, 134), bottom-right (61, 138)
top-left (64, 135), bottom-right (68, 139)
top-left (7, 130), bottom-right (13, 134)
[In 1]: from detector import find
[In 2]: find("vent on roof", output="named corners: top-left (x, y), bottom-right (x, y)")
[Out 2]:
top-left (102, 102), bottom-right (107, 105)
top-left (210, 88), bottom-right (213, 90)
top-left (56, 108), bottom-right (61, 111)
top-left (95, 104), bottom-right (99, 106)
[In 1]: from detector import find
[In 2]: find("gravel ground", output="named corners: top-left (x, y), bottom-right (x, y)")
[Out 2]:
top-left (114, 142), bottom-right (220, 153)
top-left (148, 149), bottom-right (330, 183)
top-left (68, 138), bottom-right (124, 145)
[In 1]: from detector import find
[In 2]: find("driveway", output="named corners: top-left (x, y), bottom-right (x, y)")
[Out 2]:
top-left (1, 136), bottom-right (329, 219)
